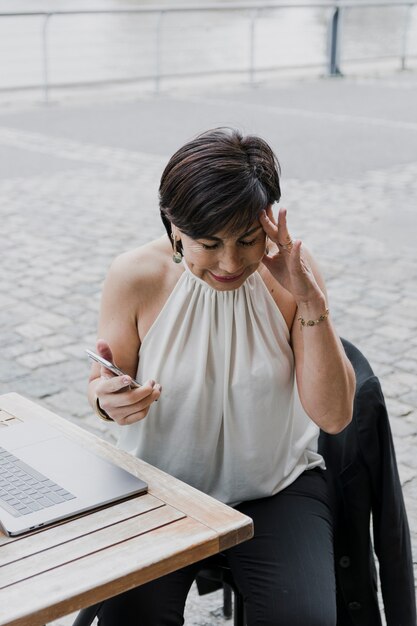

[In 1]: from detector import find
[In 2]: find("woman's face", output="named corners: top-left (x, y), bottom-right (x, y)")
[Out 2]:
top-left (175, 217), bottom-right (267, 291)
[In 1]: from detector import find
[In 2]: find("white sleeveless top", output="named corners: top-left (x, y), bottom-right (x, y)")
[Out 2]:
top-left (117, 260), bottom-right (324, 506)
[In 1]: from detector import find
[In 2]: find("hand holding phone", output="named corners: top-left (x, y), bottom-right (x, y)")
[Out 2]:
top-left (85, 349), bottom-right (142, 387)
top-left (87, 342), bottom-right (161, 425)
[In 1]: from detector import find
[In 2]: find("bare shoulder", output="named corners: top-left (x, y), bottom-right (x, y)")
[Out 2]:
top-left (106, 236), bottom-right (175, 300)
top-left (102, 236), bottom-right (182, 341)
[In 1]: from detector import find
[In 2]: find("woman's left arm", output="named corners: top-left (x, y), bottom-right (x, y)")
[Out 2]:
top-left (260, 207), bottom-right (355, 434)
top-left (290, 252), bottom-right (355, 433)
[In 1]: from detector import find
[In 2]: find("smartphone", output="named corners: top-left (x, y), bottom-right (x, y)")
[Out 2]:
top-left (85, 349), bottom-right (142, 387)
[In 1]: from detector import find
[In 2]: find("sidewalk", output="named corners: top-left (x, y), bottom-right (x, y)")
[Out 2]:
top-left (1, 72), bottom-right (416, 624)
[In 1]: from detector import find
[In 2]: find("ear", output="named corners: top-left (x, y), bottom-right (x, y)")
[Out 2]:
top-left (171, 224), bottom-right (181, 241)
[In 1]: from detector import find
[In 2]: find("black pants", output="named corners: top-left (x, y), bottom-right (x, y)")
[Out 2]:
top-left (97, 468), bottom-right (336, 626)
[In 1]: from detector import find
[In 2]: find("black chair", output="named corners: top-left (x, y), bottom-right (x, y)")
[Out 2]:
top-left (70, 338), bottom-right (415, 626)
top-left (195, 553), bottom-right (245, 625)
top-left (71, 604), bottom-right (103, 626)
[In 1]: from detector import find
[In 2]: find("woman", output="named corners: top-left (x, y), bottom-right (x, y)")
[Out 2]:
top-left (88, 128), bottom-right (355, 626)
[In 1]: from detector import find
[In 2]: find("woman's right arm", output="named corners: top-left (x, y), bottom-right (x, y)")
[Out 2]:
top-left (87, 252), bottom-right (162, 425)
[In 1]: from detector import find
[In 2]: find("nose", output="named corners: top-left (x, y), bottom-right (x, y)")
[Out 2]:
top-left (218, 246), bottom-right (244, 274)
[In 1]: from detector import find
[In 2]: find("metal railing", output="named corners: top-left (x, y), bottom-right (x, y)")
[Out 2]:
top-left (328, 1), bottom-right (416, 75)
top-left (0, 1), bottom-right (416, 101)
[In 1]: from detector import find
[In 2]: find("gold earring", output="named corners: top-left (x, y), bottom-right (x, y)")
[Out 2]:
top-left (171, 233), bottom-right (183, 264)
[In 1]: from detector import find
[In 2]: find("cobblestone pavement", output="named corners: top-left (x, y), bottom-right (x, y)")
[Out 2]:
top-left (1, 74), bottom-right (416, 624)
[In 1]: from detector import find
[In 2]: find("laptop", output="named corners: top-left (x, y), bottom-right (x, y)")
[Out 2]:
top-left (0, 399), bottom-right (148, 536)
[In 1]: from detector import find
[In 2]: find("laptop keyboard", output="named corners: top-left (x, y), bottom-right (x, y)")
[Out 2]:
top-left (0, 445), bottom-right (75, 517)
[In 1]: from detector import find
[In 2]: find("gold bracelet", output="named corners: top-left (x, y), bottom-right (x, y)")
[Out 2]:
top-left (95, 397), bottom-right (114, 422)
top-left (298, 307), bottom-right (329, 328)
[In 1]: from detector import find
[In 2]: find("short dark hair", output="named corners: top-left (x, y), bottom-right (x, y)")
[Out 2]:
top-left (159, 128), bottom-right (281, 249)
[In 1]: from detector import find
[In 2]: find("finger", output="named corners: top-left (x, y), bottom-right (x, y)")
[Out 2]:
top-left (287, 239), bottom-right (303, 269)
top-left (125, 385), bottom-right (162, 414)
top-left (116, 379), bottom-right (158, 407)
top-left (259, 209), bottom-right (279, 240)
top-left (125, 381), bottom-right (162, 413)
top-left (266, 204), bottom-right (276, 222)
top-left (97, 338), bottom-right (113, 362)
top-left (115, 408), bottom-right (149, 425)
top-left (96, 374), bottom-right (134, 397)
top-left (277, 208), bottom-right (292, 245)
top-left (96, 338), bottom-right (116, 378)
top-left (111, 385), bottom-right (162, 424)
top-left (98, 378), bottom-right (158, 412)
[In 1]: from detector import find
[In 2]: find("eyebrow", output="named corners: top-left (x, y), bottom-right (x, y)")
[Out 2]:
top-left (200, 225), bottom-right (263, 241)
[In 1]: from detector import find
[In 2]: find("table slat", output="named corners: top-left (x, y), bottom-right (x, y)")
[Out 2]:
top-left (1, 504), bottom-right (185, 588)
top-left (0, 516), bottom-right (218, 626)
top-left (0, 493), bottom-right (163, 564)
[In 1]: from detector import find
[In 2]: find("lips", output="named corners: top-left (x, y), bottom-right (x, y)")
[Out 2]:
top-left (209, 270), bottom-right (246, 283)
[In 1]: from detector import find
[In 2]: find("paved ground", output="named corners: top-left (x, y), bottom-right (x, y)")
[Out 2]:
top-left (1, 71), bottom-right (416, 624)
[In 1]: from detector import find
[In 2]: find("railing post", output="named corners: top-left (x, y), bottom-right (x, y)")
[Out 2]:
top-left (329, 6), bottom-right (343, 76)
top-left (249, 8), bottom-right (259, 86)
top-left (400, 3), bottom-right (413, 71)
top-left (41, 13), bottom-right (51, 103)
top-left (155, 10), bottom-right (164, 94)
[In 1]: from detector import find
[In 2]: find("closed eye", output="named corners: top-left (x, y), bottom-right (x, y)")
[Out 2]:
top-left (199, 234), bottom-right (262, 250)
top-left (200, 242), bottom-right (219, 250)
top-left (239, 238), bottom-right (258, 247)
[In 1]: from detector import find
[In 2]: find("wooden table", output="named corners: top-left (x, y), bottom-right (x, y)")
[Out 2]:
top-left (0, 393), bottom-right (253, 626)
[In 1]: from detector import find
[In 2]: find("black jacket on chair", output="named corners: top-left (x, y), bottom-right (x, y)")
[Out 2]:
top-left (319, 338), bottom-right (416, 626)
